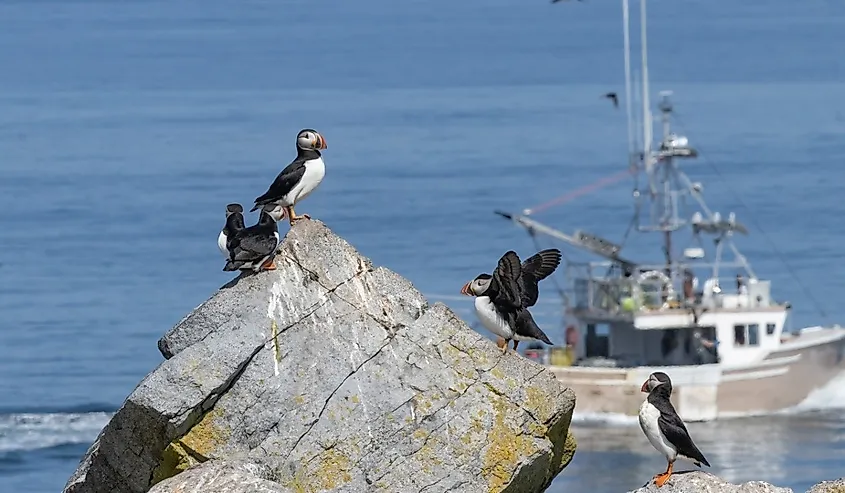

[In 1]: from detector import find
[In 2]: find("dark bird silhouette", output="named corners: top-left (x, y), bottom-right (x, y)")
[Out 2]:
top-left (603, 92), bottom-right (619, 108)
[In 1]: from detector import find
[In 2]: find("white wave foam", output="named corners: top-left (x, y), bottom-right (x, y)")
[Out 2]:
top-left (0, 412), bottom-right (111, 454)
top-left (570, 411), bottom-right (639, 427)
top-left (787, 371), bottom-right (845, 413)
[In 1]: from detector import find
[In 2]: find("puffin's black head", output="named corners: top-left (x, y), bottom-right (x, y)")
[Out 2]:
top-left (225, 203), bottom-right (244, 217)
top-left (296, 128), bottom-right (328, 151)
top-left (641, 371), bottom-right (672, 394)
top-left (461, 273), bottom-right (492, 297)
top-left (260, 204), bottom-right (286, 223)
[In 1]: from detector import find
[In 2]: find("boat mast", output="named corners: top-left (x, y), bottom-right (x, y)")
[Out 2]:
top-left (497, 0), bottom-right (758, 286)
top-left (633, 0), bottom-right (682, 278)
top-left (622, 0), bottom-right (635, 164)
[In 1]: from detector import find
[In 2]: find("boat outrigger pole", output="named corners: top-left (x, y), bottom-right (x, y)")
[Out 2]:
top-left (494, 210), bottom-right (638, 270)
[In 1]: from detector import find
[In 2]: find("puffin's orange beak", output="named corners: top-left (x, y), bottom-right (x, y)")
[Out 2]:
top-left (460, 282), bottom-right (472, 296)
top-left (641, 380), bottom-right (649, 393)
top-left (317, 134), bottom-right (327, 150)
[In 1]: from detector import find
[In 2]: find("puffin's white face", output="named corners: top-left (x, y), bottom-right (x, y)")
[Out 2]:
top-left (296, 129), bottom-right (328, 151)
top-left (641, 372), bottom-right (671, 393)
top-left (262, 205), bottom-right (286, 223)
top-left (460, 275), bottom-right (492, 297)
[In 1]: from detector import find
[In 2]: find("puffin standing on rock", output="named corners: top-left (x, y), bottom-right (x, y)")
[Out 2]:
top-left (638, 372), bottom-right (710, 488)
top-left (460, 249), bottom-right (561, 353)
top-left (218, 203), bottom-right (245, 259)
top-left (251, 128), bottom-right (328, 226)
top-left (223, 205), bottom-right (286, 272)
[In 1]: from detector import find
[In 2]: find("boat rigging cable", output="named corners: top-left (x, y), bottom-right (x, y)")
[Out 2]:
top-left (669, 110), bottom-right (829, 321)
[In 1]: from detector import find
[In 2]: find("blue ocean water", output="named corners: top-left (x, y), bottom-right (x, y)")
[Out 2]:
top-left (1, 0), bottom-right (844, 491)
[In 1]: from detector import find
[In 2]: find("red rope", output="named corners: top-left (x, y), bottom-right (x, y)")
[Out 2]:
top-left (525, 167), bottom-right (636, 215)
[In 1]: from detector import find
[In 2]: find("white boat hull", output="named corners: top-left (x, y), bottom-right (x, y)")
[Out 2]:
top-left (550, 327), bottom-right (845, 421)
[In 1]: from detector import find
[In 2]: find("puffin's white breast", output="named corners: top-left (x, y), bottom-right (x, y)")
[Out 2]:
top-left (638, 399), bottom-right (678, 461)
top-left (284, 157), bottom-right (325, 205)
top-left (474, 296), bottom-right (513, 340)
top-left (218, 230), bottom-right (229, 258)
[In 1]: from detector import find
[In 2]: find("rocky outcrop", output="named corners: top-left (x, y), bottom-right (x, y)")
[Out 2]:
top-left (806, 479), bottom-right (845, 493)
top-left (631, 472), bottom-right (845, 493)
top-left (64, 220), bottom-right (577, 493)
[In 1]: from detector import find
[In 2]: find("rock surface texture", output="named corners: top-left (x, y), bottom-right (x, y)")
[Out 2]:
top-left (806, 479), bottom-right (845, 493)
top-left (630, 472), bottom-right (845, 493)
top-left (63, 220), bottom-right (577, 493)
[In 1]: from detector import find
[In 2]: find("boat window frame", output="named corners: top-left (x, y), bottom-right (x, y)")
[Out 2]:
top-left (766, 323), bottom-right (776, 335)
top-left (747, 323), bottom-right (760, 346)
top-left (733, 323), bottom-right (761, 347)
top-left (733, 324), bottom-right (746, 345)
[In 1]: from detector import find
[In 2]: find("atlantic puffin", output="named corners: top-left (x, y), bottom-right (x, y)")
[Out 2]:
top-left (223, 205), bottom-right (285, 272)
top-left (639, 372), bottom-right (710, 488)
top-left (251, 128), bottom-right (327, 226)
top-left (218, 203), bottom-right (245, 259)
top-left (460, 249), bottom-right (561, 353)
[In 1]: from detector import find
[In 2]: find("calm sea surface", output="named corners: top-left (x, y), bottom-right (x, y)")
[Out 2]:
top-left (2, 1), bottom-right (845, 491)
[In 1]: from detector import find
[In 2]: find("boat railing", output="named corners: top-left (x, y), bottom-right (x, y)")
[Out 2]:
top-left (570, 268), bottom-right (779, 316)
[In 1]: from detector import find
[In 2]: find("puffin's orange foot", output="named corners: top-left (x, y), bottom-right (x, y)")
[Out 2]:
top-left (288, 213), bottom-right (311, 225)
top-left (261, 259), bottom-right (277, 271)
top-left (654, 472), bottom-right (671, 487)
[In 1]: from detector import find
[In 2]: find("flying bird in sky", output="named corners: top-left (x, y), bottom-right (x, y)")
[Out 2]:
top-left (603, 92), bottom-right (619, 108)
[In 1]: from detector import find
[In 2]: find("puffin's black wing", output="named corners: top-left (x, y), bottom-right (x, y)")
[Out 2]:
top-left (232, 231), bottom-right (277, 261)
top-left (251, 158), bottom-right (307, 211)
top-left (491, 251), bottom-right (523, 309)
top-left (519, 249), bottom-right (562, 307)
top-left (515, 309), bottom-right (553, 345)
top-left (657, 409), bottom-right (710, 467)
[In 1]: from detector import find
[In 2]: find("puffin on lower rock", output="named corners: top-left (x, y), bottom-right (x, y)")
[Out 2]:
top-left (638, 372), bottom-right (710, 488)
top-left (223, 205), bottom-right (285, 272)
top-left (460, 249), bottom-right (561, 354)
top-left (218, 203), bottom-right (245, 259)
top-left (251, 128), bottom-right (327, 226)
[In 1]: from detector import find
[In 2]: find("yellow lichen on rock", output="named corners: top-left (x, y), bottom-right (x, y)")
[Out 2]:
top-left (180, 407), bottom-right (231, 457)
top-left (481, 397), bottom-right (540, 493)
top-left (524, 386), bottom-right (553, 421)
top-left (150, 442), bottom-right (199, 486)
top-left (558, 431), bottom-right (577, 470)
top-left (150, 407), bottom-right (231, 486)
top-left (283, 448), bottom-right (354, 493)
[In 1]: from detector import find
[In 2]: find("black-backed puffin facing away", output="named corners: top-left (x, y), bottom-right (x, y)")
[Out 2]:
top-left (218, 203), bottom-right (245, 259)
top-left (638, 372), bottom-right (710, 488)
top-left (223, 205), bottom-right (286, 272)
top-left (460, 249), bottom-right (561, 354)
top-left (251, 128), bottom-right (327, 226)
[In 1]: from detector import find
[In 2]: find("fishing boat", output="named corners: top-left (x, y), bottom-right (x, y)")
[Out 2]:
top-left (491, 0), bottom-right (845, 421)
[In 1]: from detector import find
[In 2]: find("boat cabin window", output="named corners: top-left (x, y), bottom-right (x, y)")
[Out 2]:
top-left (585, 324), bottom-right (610, 358)
top-left (733, 324), bottom-right (760, 347)
top-left (766, 323), bottom-right (776, 335)
top-left (733, 325), bottom-right (745, 345)
top-left (748, 323), bottom-right (759, 345)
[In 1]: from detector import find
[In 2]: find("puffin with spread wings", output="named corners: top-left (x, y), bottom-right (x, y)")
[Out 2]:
top-left (460, 249), bottom-right (561, 353)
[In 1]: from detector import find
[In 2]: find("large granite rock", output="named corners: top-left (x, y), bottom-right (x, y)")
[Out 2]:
top-left (64, 220), bottom-right (577, 493)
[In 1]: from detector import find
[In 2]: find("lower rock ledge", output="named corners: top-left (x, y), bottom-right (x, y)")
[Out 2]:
top-left (629, 471), bottom-right (845, 493)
